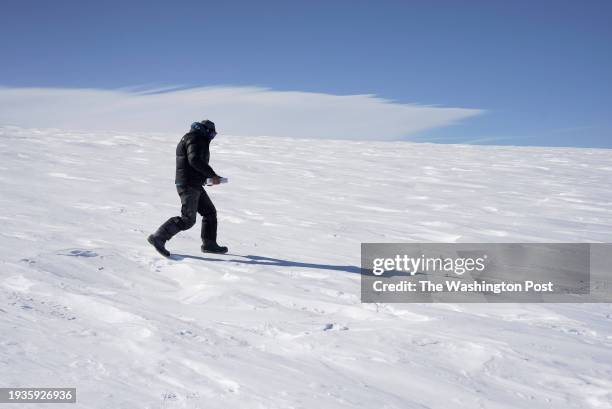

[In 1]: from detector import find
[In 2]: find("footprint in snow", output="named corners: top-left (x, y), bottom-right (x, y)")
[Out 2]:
top-left (58, 249), bottom-right (99, 257)
top-left (323, 323), bottom-right (349, 331)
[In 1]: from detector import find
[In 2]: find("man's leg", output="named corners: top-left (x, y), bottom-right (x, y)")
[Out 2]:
top-left (197, 188), bottom-right (217, 245)
top-left (153, 186), bottom-right (200, 242)
top-left (198, 188), bottom-right (227, 253)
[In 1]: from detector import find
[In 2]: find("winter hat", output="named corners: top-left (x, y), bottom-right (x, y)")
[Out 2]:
top-left (190, 120), bottom-right (217, 138)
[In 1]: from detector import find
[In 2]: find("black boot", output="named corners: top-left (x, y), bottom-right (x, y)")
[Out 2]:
top-left (201, 242), bottom-right (228, 254)
top-left (148, 234), bottom-right (170, 257)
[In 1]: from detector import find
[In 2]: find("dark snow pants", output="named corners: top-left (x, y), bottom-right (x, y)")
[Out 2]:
top-left (154, 185), bottom-right (217, 244)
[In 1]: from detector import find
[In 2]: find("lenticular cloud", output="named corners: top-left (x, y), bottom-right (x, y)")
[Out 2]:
top-left (0, 85), bottom-right (482, 139)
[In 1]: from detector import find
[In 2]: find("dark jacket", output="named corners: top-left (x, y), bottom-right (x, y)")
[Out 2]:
top-left (175, 130), bottom-right (218, 187)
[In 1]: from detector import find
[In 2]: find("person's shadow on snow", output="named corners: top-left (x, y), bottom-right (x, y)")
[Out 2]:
top-left (169, 253), bottom-right (364, 275)
top-left (169, 254), bottom-right (417, 277)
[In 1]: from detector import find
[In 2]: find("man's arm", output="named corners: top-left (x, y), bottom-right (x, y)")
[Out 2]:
top-left (185, 137), bottom-right (218, 178)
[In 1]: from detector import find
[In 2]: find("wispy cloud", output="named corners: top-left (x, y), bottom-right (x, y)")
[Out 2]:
top-left (0, 86), bottom-right (482, 139)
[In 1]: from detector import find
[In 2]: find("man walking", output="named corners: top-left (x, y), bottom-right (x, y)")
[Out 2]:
top-left (148, 120), bottom-right (228, 256)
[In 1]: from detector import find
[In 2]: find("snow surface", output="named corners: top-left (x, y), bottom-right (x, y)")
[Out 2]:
top-left (1, 125), bottom-right (611, 409)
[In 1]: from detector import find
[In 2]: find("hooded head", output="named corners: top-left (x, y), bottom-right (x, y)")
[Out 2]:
top-left (190, 119), bottom-right (217, 140)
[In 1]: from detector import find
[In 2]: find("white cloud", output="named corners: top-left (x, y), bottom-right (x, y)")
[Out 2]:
top-left (0, 86), bottom-right (482, 139)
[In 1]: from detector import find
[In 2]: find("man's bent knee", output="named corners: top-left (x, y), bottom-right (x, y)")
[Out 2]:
top-left (179, 214), bottom-right (197, 230)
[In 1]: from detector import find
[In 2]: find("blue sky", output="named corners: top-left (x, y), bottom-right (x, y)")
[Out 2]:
top-left (1, 0), bottom-right (611, 147)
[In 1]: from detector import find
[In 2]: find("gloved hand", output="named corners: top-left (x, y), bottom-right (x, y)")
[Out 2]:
top-left (204, 176), bottom-right (228, 186)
